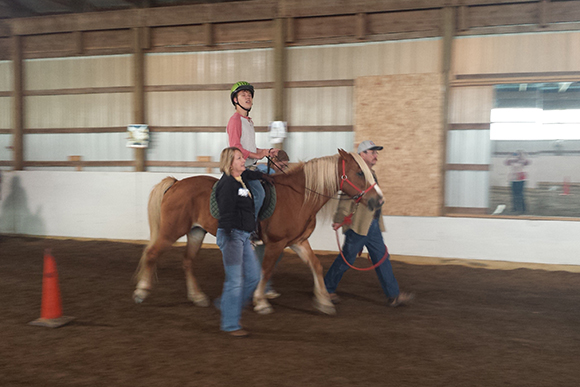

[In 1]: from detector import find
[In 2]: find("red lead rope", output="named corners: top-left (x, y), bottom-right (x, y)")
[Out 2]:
top-left (334, 213), bottom-right (389, 272)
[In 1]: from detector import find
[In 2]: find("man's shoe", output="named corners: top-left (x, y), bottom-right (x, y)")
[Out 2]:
top-left (228, 329), bottom-right (250, 338)
top-left (329, 293), bottom-right (341, 304)
top-left (388, 291), bottom-right (415, 307)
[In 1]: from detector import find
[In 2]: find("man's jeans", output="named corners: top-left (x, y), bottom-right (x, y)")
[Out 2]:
top-left (324, 219), bottom-right (399, 298)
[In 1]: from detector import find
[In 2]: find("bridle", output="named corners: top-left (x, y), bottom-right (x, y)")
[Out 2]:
top-left (339, 159), bottom-right (376, 203)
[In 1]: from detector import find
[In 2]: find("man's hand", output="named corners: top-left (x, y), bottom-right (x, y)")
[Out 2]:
top-left (332, 222), bottom-right (342, 231)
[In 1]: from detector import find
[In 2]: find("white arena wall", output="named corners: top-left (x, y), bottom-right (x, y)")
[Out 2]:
top-left (1, 170), bottom-right (579, 267)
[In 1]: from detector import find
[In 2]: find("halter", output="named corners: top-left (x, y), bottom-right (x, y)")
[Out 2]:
top-left (339, 159), bottom-right (376, 203)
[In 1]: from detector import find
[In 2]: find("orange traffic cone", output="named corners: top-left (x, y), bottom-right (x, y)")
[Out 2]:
top-left (29, 249), bottom-right (75, 328)
top-left (560, 177), bottom-right (571, 196)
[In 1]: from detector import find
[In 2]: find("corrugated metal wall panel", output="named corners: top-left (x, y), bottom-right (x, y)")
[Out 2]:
top-left (145, 50), bottom-right (274, 167)
top-left (25, 55), bottom-right (133, 89)
top-left (25, 133), bottom-right (132, 162)
top-left (447, 130), bottom-right (491, 164)
top-left (445, 171), bottom-right (489, 207)
top-left (0, 61), bottom-right (12, 92)
top-left (447, 86), bottom-right (494, 209)
top-left (287, 86), bottom-right (352, 126)
top-left (285, 132), bottom-right (354, 162)
top-left (147, 89), bottom-right (273, 127)
top-left (453, 32), bottom-right (580, 75)
top-left (146, 49), bottom-right (273, 85)
top-left (25, 94), bottom-right (132, 128)
top-left (0, 97), bottom-right (11, 128)
top-left (448, 87), bottom-right (493, 123)
top-left (287, 39), bottom-right (441, 81)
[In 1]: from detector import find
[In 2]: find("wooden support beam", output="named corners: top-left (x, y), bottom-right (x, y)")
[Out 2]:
top-left (204, 23), bottom-right (213, 47)
top-left (539, 0), bottom-right (549, 28)
top-left (286, 17), bottom-right (295, 43)
top-left (356, 13), bottom-right (367, 40)
top-left (133, 27), bottom-right (146, 172)
top-left (440, 6), bottom-right (456, 217)
top-left (273, 17), bottom-right (286, 150)
top-left (12, 35), bottom-right (24, 171)
top-left (458, 5), bottom-right (469, 32)
top-left (72, 30), bottom-right (83, 54)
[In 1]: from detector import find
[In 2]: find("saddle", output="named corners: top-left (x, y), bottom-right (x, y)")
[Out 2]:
top-left (210, 180), bottom-right (276, 221)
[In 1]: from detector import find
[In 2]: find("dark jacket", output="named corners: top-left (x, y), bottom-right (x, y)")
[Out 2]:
top-left (215, 169), bottom-right (263, 233)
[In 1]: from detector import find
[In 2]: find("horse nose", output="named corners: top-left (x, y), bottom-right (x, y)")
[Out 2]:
top-left (368, 197), bottom-right (383, 211)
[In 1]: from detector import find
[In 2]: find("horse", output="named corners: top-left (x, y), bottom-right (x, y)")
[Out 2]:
top-left (133, 149), bottom-right (383, 315)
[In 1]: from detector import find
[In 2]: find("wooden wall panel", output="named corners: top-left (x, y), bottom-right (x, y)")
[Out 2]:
top-left (83, 29), bottom-right (132, 51)
top-left (0, 38), bottom-right (11, 61)
top-left (151, 25), bottom-right (206, 48)
top-left (468, 3), bottom-right (538, 28)
top-left (213, 20), bottom-right (273, 44)
top-left (367, 9), bottom-right (439, 34)
top-left (22, 33), bottom-right (75, 55)
top-left (355, 73), bottom-right (444, 216)
top-left (294, 15), bottom-right (356, 41)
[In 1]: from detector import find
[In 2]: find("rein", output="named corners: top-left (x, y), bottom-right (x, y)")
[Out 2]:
top-left (334, 210), bottom-right (389, 271)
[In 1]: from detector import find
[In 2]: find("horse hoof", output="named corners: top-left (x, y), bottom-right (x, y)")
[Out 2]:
top-left (133, 288), bottom-right (149, 304)
top-left (313, 299), bottom-right (336, 315)
top-left (254, 304), bottom-right (274, 315)
top-left (189, 294), bottom-right (210, 307)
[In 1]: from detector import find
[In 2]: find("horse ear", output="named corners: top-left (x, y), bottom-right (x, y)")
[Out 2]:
top-left (338, 149), bottom-right (349, 158)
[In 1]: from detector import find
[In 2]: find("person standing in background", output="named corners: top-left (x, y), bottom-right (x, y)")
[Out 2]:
top-left (505, 151), bottom-right (530, 214)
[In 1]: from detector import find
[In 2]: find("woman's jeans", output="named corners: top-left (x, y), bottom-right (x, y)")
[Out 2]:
top-left (324, 219), bottom-right (399, 299)
top-left (216, 228), bottom-right (260, 332)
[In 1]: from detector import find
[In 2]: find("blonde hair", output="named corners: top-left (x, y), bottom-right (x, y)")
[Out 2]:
top-left (219, 147), bottom-right (242, 175)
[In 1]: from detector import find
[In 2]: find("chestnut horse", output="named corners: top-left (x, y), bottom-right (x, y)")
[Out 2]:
top-left (133, 149), bottom-right (383, 315)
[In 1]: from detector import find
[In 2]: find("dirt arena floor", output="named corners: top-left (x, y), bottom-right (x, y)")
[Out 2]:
top-left (1, 236), bottom-right (579, 387)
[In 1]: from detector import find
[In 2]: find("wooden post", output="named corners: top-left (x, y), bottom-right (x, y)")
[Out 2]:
top-left (273, 17), bottom-right (286, 150)
top-left (440, 6), bottom-right (455, 216)
top-left (68, 156), bottom-right (82, 171)
top-left (197, 156), bottom-right (213, 173)
top-left (133, 27), bottom-right (146, 172)
top-left (12, 34), bottom-right (24, 171)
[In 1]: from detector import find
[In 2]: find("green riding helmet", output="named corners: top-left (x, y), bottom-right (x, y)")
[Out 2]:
top-left (230, 81), bottom-right (255, 106)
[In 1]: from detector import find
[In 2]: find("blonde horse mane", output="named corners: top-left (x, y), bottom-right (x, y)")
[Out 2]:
top-left (288, 152), bottom-right (375, 219)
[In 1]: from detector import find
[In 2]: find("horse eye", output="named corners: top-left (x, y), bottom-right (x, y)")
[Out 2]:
top-left (357, 171), bottom-right (364, 177)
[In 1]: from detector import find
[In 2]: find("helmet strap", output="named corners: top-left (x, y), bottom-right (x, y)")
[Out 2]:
top-left (234, 99), bottom-right (252, 115)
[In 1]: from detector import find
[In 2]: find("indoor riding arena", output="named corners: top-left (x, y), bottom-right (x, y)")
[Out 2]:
top-left (1, 1), bottom-right (580, 386)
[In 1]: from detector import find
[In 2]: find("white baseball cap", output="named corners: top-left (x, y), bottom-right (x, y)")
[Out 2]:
top-left (357, 140), bottom-right (384, 153)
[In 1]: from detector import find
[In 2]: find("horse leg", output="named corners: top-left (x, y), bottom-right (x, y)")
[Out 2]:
top-left (183, 227), bottom-right (210, 307)
top-left (253, 242), bottom-right (285, 315)
top-left (133, 237), bottom-right (174, 303)
top-left (290, 240), bottom-right (336, 315)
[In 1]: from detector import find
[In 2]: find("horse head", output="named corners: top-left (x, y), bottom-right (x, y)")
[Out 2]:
top-left (337, 149), bottom-right (384, 211)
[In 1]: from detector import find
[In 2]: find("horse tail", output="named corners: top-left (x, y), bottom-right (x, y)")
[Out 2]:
top-left (147, 176), bottom-right (177, 243)
top-left (134, 176), bottom-right (177, 284)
